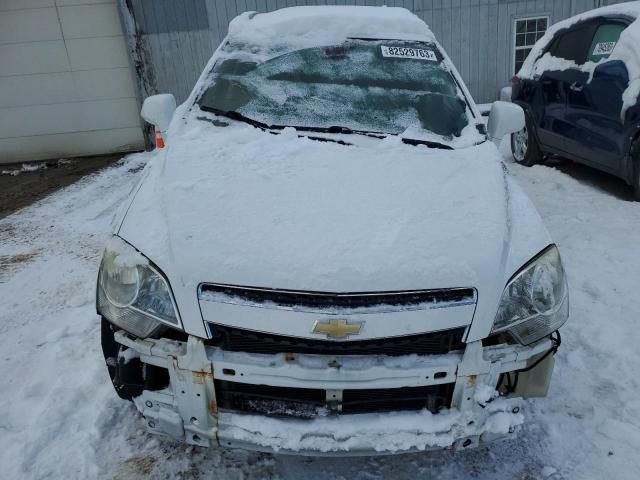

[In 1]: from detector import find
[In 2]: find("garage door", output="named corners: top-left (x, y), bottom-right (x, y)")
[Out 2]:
top-left (0, 0), bottom-right (144, 164)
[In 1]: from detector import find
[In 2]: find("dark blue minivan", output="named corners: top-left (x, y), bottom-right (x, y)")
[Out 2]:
top-left (511, 13), bottom-right (640, 199)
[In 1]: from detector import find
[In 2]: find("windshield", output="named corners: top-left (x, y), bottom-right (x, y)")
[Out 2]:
top-left (198, 40), bottom-right (477, 144)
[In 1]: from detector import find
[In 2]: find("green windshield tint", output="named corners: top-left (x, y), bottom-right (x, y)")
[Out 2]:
top-left (587, 23), bottom-right (626, 63)
top-left (198, 41), bottom-right (470, 139)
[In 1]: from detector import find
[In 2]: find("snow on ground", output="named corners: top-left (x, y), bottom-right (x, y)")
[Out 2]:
top-left (1, 142), bottom-right (640, 479)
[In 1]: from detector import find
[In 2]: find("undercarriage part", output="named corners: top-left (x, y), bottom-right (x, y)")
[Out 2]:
top-left (212, 380), bottom-right (455, 418)
top-left (512, 353), bottom-right (555, 398)
top-left (101, 318), bottom-right (170, 400)
top-left (108, 327), bottom-right (554, 454)
top-left (497, 331), bottom-right (560, 398)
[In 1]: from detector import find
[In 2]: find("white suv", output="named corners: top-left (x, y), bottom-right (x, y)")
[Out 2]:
top-left (97, 6), bottom-right (568, 455)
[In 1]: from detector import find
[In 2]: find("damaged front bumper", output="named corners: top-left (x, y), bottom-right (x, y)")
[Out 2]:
top-left (107, 325), bottom-right (555, 455)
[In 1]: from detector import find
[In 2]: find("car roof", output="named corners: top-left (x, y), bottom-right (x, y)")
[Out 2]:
top-left (552, 1), bottom-right (640, 31)
top-left (227, 6), bottom-right (436, 49)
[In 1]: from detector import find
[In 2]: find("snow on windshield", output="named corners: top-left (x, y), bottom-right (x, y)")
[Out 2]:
top-left (198, 40), bottom-right (474, 144)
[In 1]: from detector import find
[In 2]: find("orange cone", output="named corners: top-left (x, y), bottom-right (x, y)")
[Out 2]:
top-left (155, 128), bottom-right (165, 149)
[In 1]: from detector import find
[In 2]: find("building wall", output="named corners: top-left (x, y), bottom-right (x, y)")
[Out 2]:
top-left (123, 0), bottom-right (629, 108)
top-left (0, 0), bottom-right (144, 164)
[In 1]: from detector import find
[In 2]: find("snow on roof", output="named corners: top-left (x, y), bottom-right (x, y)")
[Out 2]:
top-left (227, 6), bottom-right (436, 51)
top-left (518, 1), bottom-right (640, 118)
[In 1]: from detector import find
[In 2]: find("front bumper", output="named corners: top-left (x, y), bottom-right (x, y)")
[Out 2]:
top-left (111, 328), bottom-right (555, 456)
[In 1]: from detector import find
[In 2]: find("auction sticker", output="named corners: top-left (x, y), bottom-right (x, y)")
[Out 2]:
top-left (381, 46), bottom-right (438, 61)
top-left (592, 41), bottom-right (617, 56)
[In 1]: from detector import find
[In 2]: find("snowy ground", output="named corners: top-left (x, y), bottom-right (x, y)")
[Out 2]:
top-left (1, 142), bottom-right (639, 479)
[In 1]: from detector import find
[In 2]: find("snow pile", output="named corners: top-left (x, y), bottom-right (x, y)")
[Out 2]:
top-left (474, 384), bottom-right (499, 405)
top-left (227, 6), bottom-right (435, 56)
top-left (222, 399), bottom-right (523, 453)
top-left (518, 1), bottom-right (640, 117)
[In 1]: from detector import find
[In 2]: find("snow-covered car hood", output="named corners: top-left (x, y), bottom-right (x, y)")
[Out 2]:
top-left (117, 116), bottom-right (551, 339)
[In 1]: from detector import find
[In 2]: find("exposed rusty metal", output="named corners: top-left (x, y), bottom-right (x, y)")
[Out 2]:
top-left (208, 399), bottom-right (218, 417)
top-left (192, 370), bottom-right (214, 384)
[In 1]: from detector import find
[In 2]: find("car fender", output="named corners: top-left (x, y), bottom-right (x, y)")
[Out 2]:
top-left (512, 100), bottom-right (544, 148)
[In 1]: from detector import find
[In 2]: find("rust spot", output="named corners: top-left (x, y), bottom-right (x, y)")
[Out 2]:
top-left (285, 353), bottom-right (296, 363)
top-left (192, 371), bottom-right (213, 384)
top-left (467, 375), bottom-right (477, 386)
top-left (209, 399), bottom-right (218, 417)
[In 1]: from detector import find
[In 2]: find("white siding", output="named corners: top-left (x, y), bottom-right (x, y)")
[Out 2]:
top-left (0, 1), bottom-right (55, 11)
top-left (0, 0), bottom-right (143, 164)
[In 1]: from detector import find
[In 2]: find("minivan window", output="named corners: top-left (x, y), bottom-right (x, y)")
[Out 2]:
top-left (587, 22), bottom-right (627, 62)
top-left (198, 40), bottom-right (471, 142)
top-left (549, 22), bottom-right (597, 65)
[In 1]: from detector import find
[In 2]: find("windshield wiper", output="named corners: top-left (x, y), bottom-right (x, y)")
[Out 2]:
top-left (200, 106), bottom-right (452, 149)
top-left (200, 106), bottom-right (355, 145)
top-left (199, 106), bottom-right (272, 130)
top-left (200, 108), bottom-right (382, 139)
top-left (287, 125), bottom-right (386, 139)
top-left (400, 137), bottom-right (453, 150)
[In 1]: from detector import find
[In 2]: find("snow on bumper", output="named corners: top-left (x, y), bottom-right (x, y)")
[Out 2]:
top-left (113, 331), bottom-right (552, 455)
top-left (215, 403), bottom-right (523, 454)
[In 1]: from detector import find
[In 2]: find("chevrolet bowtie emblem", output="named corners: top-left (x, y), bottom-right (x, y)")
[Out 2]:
top-left (312, 319), bottom-right (363, 339)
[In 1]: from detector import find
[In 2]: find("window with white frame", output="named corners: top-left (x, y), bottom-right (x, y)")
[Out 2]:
top-left (514, 16), bottom-right (549, 73)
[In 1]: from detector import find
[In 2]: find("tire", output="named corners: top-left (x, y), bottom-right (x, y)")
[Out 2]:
top-left (511, 116), bottom-right (543, 167)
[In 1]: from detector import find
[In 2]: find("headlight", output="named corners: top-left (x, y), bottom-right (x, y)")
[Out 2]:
top-left (492, 245), bottom-right (568, 345)
top-left (97, 236), bottom-right (182, 338)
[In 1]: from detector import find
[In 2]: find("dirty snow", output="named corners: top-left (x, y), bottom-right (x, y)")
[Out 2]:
top-left (1, 141), bottom-right (640, 478)
top-left (518, 1), bottom-right (640, 117)
top-left (1, 162), bottom-right (48, 176)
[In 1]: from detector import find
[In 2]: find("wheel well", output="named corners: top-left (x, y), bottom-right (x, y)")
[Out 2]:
top-left (101, 319), bottom-right (169, 400)
top-left (513, 102), bottom-right (541, 145)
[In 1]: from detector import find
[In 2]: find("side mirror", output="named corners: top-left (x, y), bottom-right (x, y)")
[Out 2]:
top-left (141, 94), bottom-right (176, 132)
top-left (487, 101), bottom-right (525, 145)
